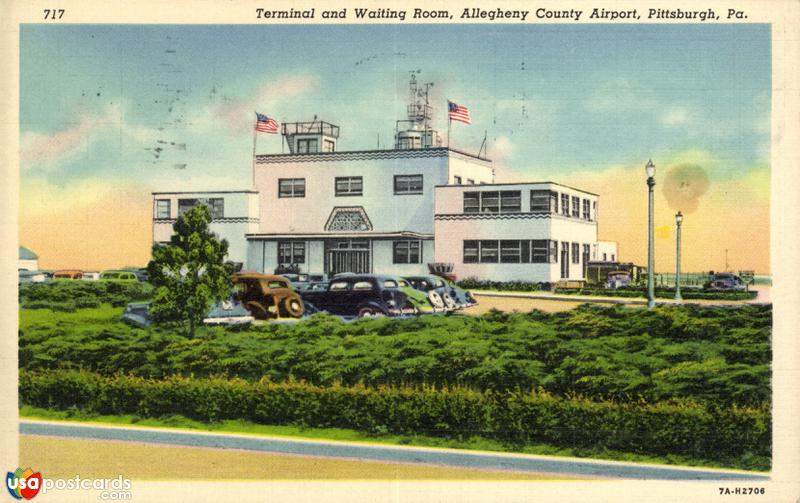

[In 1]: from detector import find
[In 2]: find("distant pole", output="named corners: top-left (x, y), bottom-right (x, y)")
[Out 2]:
top-left (447, 117), bottom-right (452, 148)
top-left (251, 113), bottom-right (258, 188)
top-left (645, 160), bottom-right (656, 309)
top-left (675, 211), bottom-right (683, 301)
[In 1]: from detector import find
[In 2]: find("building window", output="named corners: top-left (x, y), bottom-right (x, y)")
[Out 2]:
top-left (479, 240), bottom-right (499, 263)
top-left (155, 199), bottom-right (170, 219)
top-left (278, 241), bottom-right (305, 264)
top-left (394, 174), bottom-right (423, 195)
top-left (279, 178), bottom-right (306, 198)
top-left (297, 138), bottom-right (318, 153)
top-left (500, 191), bottom-right (521, 212)
top-left (500, 240), bottom-right (522, 263)
top-left (463, 240), bottom-right (479, 263)
top-left (572, 243), bottom-right (580, 264)
top-left (561, 194), bottom-right (570, 216)
top-left (593, 201), bottom-right (598, 220)
top-left (481, 191), bottom-right (500, 213)
top-left (335, 176), bottom-right (363, 196)
top-left (582, 199), bottom-right (591, 220)
top-left (467, 179), bottom-right (475, 184)
top-left (611, 254), bottom-right (616, 261)
top-left (178, 198), bottom-right (224, 219)
top-left (531, 240), bottom-right (548, 263)
top-left (549, 241), bottom-right (558, 263)
top-left (463, 192), bottom-right (480, 213)
top-left (571, 196), bottom-right (580, 218)
top-left (531, 190), bottom-right (558, 214)
top-left (582, 244), bottom-right (591, 265)
top-left (393, 240), bottom-right (421, 264)
top-left (453, 175), bottom-right (462, 184)
top-left (323, 139), bottom-right (335, 152)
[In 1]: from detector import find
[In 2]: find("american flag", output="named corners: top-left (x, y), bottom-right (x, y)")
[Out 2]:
top-left (448, 101), bottom-right (471, 124)
top-left (255, 113), bottom-right (278, 133)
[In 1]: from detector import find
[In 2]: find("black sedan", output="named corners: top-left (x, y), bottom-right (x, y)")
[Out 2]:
top-left (300, 275), bottom-right (416, 318)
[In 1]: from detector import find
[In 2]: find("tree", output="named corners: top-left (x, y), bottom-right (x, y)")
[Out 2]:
top-left (147, 205), bottom-right (231, 337)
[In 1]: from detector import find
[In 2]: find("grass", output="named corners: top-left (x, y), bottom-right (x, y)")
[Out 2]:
top-left (20, 405), bottom-right (766, 472)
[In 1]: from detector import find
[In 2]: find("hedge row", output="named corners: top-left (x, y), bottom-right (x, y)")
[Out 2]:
top-left (19, 370), bottom-right (770, 464)
top-left (19, 281), bottom-right (152, 309)
top-left (457, 278), bottom-right (548, 292)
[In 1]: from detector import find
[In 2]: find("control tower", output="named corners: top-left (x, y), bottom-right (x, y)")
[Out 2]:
top-left (394, 72), bottom-right (442, 150)
top-left (282, 119), bottom-right (340, 154)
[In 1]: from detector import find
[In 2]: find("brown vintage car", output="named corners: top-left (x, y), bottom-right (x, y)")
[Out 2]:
top-left (231, 273), bottom-right (305, 319)
top-left (53, 269), bottom-right (83, 280)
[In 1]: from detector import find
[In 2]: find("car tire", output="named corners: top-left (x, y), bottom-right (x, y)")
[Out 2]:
top-left (283, 297), bottom-right (305, 318)
top-left (442, 293), bottom-right (457, 310)
top-left (358, 306), bottom-right (383, 318)
top-left (245, 302), bottom-right (269, 320)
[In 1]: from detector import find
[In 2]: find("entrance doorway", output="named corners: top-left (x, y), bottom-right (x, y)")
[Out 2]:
top-left (325, 239), bottom-right (371, 275)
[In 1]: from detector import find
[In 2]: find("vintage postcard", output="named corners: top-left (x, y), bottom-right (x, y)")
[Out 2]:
top-left (2, 0), bottom-right (799, 501)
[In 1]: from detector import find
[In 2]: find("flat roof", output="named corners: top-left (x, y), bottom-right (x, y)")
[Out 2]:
top-left (152, 190), bottom-right (258, 195)
top-left (255, 147), bottom-right (491, 164)
top-left (434, 181), bottom-right (599, 197)
top-left (246, 231), bottom-right (433, 240)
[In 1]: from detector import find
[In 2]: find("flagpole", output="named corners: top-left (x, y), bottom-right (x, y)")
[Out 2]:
top-left (252, 112), bottom-right (258, 188)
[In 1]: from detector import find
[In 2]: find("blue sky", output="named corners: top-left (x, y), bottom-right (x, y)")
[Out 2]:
top-left (20, 24), bottom-right (770, 188)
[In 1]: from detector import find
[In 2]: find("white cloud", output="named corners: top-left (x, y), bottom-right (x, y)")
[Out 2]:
top-left (20, 104), bottom-right (123, 169)
top-left (661, 106), bottom-right (689, 126)
top-left (196, 73), bottom-right (320, 136)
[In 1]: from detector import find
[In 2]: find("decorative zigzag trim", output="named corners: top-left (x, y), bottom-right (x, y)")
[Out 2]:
top-left (153, 217), bottom-right (259, 224)
top-left (434, 213), bottom-right (596, 223)
top-left (256, 149), bottom-right (451, 164)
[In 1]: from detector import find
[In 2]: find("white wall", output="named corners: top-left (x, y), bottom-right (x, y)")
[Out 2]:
top-left (594, 241), bottom-right (619, 262)
top-left (448, 152), bottom-right (493, 184)
top-left (152, 191), bottom-right (258, 265)
top-left (18, 259), bottom-right (38, 271)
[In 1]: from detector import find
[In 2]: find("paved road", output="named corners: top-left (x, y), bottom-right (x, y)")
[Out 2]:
top-left (21, 420), bottom-right (768, 481)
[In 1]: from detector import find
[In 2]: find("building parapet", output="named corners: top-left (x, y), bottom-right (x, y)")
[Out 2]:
top-left (434, 181), bottom-right (598, 197)
top-left (246, 231), bottom-right (433, 240)
top-left (255, 147), bottom-right (491, 165)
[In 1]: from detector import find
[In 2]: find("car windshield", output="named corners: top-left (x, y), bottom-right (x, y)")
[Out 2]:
top-left (329, 281), bottom-right (349, 291)
top-left (267, 280), bottom-right (288, 289)
top-left (353, 281), bottom-right (374, 291)
top-left (382, 280), bottom-right (398, 288)
top-left (432, 279), bottom-right (445, 287)
top-left (397, 280), bottom-right (409, 287)
top-left (103, 273), bottom-right (117, 279)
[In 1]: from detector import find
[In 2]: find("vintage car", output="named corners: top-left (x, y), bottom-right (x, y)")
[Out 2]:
top-left (18, 270), bottom-right (47, 284)
top-left (81, 271), bottom-right (101, 281)
top-left (120, 302), bottom-right (153, 328)
top-left (386, 276), bottom-right (440, 313)
top-left (53, 269), bottom-right (83, 280)
top-left (300, 274), bottom-right (415, 318)
top-left (405, 275), bottom-right (476, 309)
top-left (704, 272), bottom-right (746, 291)
top-left (121, 299), bottom-right (254, 328)
top-left (100, 270), bottom-right (139, 282)
top-left (231, 273), bottom-right (305, 319)
top-left (606, 271), bottom-right (632, 289)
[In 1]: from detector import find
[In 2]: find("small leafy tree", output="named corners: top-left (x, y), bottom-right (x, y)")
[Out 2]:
top-left (147, 205), bottom-right (231, 337)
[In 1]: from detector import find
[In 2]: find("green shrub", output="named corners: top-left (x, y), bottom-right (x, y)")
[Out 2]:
top-left (18, 369), bottom-right (770, 467)
top-left (19, 281), bottom-right (152, 307)
top-left (457, 278), bottom-right (548, 292)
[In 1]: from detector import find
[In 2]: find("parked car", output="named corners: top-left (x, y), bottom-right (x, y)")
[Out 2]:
top-left (120, 302), bottom-right (152, 328)
top-left (385, 276), bottom-right (439, 313)
top-left (231, 273), bottom-right (305, 319)
top-left (121, 268), bottom-right (150, 282)
top-left (100, 270), bottom-right (139, 282)
top-left (406, 275), bottom-right (476, 309)
top-left (81, 271), bottom-right (101, 281)
top-left (300, 274), bottom-right (415, 318)
top-left (203, 298), bottom-right (255, 325)
top-left (18, 270), bottom-right (47, 284)
top-left (606, 271), bottom-right (632, 289)
top-left (121, 300), bottom-right (254, 328)
top-left (704, 273), bottom-right (746, 291)
top-left (53, 269), bottom-right (83, 280)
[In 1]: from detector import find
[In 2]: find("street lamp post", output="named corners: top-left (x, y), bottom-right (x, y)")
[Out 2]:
top-left (675, 211), bottom-right (683, 301)
top-left (646, 160), bottom-right (656, 309)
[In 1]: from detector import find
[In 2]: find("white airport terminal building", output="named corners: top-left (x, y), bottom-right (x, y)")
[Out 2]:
top-left (153, 77), bottom-right (617, 284)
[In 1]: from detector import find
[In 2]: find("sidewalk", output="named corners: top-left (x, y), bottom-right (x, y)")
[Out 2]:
top-left (471, 285), bottom-right (770, 307)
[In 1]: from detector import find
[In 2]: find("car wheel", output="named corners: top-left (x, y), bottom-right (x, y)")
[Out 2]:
top-left (283, 297), bottom-right (305, 318)
top-left (442, 293), bottom-right (457, 310)
top-left (358, 306), bottom-right (383, 318)
top-left (245, 302), bottom-right (269, 320)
